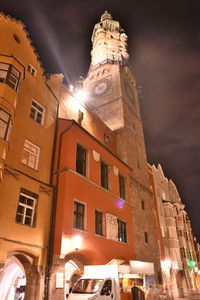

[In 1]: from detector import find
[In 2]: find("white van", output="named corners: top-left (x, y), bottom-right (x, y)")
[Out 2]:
top-left (68, 264), bottom-right (133, 300)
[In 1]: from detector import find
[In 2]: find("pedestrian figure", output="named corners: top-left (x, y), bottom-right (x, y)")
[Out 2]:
top-left (145, 285), bottom-right (155, 300)
top-left (131, 282), bottom-right (143, 300)
top-left (139, 288), bottom-right (145, 300)
top-left (66, 280), bottom-right (71, 298)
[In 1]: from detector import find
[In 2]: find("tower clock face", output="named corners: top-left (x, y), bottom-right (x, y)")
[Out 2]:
top-left (94, 81), bottom-right (107, 94)
top-left (93, 78), bottom-right (112, 96)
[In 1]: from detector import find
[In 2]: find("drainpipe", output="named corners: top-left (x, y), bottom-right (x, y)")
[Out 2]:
top-left (43, 80), bottom-right (59, 300)
top-left (44, 78), bottom-right (75, 299)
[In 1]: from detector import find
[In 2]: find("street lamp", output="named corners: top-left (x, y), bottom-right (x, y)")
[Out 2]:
top-left (72, 235), bottom-right (82, 250)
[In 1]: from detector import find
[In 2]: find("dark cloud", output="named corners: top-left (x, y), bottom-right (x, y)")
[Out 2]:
top-left (132, 28), bottom-right (200, 240)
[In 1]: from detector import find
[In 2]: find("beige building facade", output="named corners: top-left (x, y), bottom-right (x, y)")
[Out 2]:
top-left (150, 164), bottom-right (200, 298)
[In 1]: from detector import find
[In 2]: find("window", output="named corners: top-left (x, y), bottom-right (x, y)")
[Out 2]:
top-left (16, 188), bottom-right (38, 226)
top-left (180, 247), bottom-right (186, 258)
top-left (117, 219), bottom-right (127, 243)
top-left (162, 191), bottom-right (166, 200)
top-left (104, 134), bottom-right (109, 147)
top-left (30, 100), bottom-right (45, 125)
top-left (21, 140), bottom-right (40, 170)
top-left (178, 230), bottom-right (183, 237)
top-left (141, 200), bottom-right (145, 210)
top-left (0, 62), bottom-right (20, 91)
top-left (27, 64), bottom-right (36, 77)
top-left (101, 280), bottom-right (112, 295)
top-left (13, 34), bottom-right (20, 43)
top-left (101, 161), bottom-right (109, 190)
top-left (184, 231), bottom-right (188, 240)
top-left (73, 279), bottom-right (104, 294)
top-left (119, 174), bottom-right (126, 199)
top-left (187, 250), bottom-right (192, 261)
top-left (95, 210), bottom-right (103, 236)
top-left (0, 109), bottom-right (11, 140)
top-left (144, 231), bottom-right (148, 243)
top-left (76, 144), bottom-right (87, 176)
top-left (73, 201), bottom-right (85, 230)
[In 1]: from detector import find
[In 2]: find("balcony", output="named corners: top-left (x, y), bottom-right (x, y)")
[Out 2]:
top-left (0, 83), bottom-right (17, 112)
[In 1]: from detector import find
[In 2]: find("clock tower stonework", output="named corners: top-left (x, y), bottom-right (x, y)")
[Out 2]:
top-left (83, 11), bottom-right (161, 278)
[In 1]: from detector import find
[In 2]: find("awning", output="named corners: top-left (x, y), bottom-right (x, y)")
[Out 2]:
top-left (130, 260), bottom-right (154, 274)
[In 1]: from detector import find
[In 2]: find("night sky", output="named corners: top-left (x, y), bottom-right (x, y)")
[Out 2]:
top-left (1, 0), bottom-right (200, 241)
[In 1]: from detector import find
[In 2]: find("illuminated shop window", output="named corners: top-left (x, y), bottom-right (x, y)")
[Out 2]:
top-left (16, 188), bottom-right (38, 227)
top-left (21, 139), bottom-right (40, 170)
top-left (27, 64), bottom-right (37, 77)
top-left (119, 174), bottom-right (126, 199)
top-left (76, 144), bottom-right (87, 176)
top-left (95, 210), bottom-right (103, 236)
top-left (101, 161), bottom-right (109, 190)
top-left (117, 219), bottom-right (127, 243)
top-left (0, 108), bottom-right (11, 140)
top-left (0, 62), bottom-right (21, 91)
top-left (73, 201), bottom-right (85, 230)
top-left (30, 100), bottom-right (45, 125)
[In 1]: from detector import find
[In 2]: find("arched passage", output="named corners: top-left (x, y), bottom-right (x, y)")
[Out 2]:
top-left (0, 252), bottom-right (39, 300)
top-left (0, 256), bottom-right (26, 300)
top-left (64, 252), bottom-right (89, 294)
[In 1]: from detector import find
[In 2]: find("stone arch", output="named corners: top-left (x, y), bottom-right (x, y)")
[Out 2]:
top-left (0, 252), bottom-right (39, 300)
top-left (49, 251), bottom-right (91, 300)
top-left (64, 252), bottom-right (90, 289)
top-left (15, 253), bottom-right (40, 300)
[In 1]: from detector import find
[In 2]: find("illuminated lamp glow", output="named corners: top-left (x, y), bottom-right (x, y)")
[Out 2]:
top-left (161, 259), bottom-right (171, 270)
top-left (75, 90), bottom-right (87, 102)
top-left (69, 84), bottom-right (74, 92)
top-left (72, 235), bottom-right (82, 250)
top-left (115, 198), bottom-right (124, 209)
top-left (188, 260), bottom-right (196, 268)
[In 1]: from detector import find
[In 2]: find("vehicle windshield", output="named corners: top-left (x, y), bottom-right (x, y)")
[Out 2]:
top-left (72, 279), bottom-right (104, 294)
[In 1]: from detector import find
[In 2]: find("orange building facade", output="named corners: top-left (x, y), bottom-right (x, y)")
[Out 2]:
top-left (0, 12), bottom-right (62, 300)
top-left (50, 115), bottom-right (135, 298)
top-left (49, 11), bottom-right (161, 300)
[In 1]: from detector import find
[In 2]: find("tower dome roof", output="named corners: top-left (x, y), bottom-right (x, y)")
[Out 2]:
top-left (100, 11), bottom-right (113, 22)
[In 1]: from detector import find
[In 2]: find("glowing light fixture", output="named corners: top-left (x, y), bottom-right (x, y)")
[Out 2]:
top-left (161, 259), bottom-right (171, 270)
top-left (188, 260), bottom-right (196, 268)
top-left (72, 235), bottom-right (82, 250)
top-left (69, 84), bottom-right (74, 92)
top-left (75, 90), bottom-right (87, 102)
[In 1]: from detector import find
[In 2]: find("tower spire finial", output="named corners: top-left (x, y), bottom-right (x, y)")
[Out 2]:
top-left (91, 11), bottom-right (129, 67)
top-left (100, 11), bottom-right (113, 22)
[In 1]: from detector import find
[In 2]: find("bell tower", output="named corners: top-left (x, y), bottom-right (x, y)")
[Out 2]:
top-left (83, 12), bottom-right (161, 276)
top-left (83, 11), bottom-right (148, 185)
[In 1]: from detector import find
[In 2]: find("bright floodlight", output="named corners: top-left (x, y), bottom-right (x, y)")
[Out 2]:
top-left (75, 90), bottom-right (87, 102)
top-left (69, 84), bottom-right (74, 92)
top-left (161, 259), bottom-right (171, 270)
top-left (72, 235), bottom-right (82, 250)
